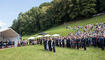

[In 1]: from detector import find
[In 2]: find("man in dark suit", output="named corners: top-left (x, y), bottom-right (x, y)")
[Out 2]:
top-left (82, 36), bottom-right (87, 51)
top-left (86, 36), bottom-right (89, 47)
top-left (92, 35), bottom-right (97, 47)
top-left (40, 38), bottom-right (42, 45)
top-left (66, 37), bottom-right (70, 48)
top-left (51, 39), bottom-right (56, 53)
top-left (99, 35), bottom-right (104, 50)
top-left (59, 39), bottom-right (62, 47)
top-left (48, 38), bottom-right (52, 51)
top-left (56, 38), bottom-right (59, 46)
top-left (62, 38), bottom-right (64, 47)
top-left (43, 38), bottom-right (47, 50)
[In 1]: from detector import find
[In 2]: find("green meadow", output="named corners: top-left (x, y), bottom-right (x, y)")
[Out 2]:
top-left (0, 45), bottom-right (105, 60)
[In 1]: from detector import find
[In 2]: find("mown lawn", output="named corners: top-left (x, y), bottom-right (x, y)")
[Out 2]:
top-left (0, 45), bottom-right (105, 60)
top-left (23, 15), bottom-right (105, 40)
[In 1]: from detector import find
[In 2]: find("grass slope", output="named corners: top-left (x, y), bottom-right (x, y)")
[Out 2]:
top-left (23, 15), bottom-right (105, 39)
top-left (1, 16), bottom-right (105, 60)
top-left (0, 45), bottom-right (105, 60)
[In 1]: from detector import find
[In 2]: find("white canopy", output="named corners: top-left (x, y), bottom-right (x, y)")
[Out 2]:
top-left (44, 34), bottom-right (51, 37)
top-left (37, 35), bottom-right (43, 38)
top-left (28, 37), bottom-right (35, 40)
top-left (52, 34), bottom-right (60, 37)
top-left (0, 28), bottom-right (19, 38)
top-left (0, 28), bottom-right (19, 47)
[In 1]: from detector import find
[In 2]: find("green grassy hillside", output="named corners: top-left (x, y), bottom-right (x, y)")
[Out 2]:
top-left (23, 15), bottom-right (105, 39)
top-left (0, 45), bottom-right (105, 60)
top-left (0, 15), bottom-right (105, 60)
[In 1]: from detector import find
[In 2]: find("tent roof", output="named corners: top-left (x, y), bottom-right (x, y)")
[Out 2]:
top-left (28, 37), bottom-right (35, 40)
top-left (0, 28), bottom-right (19, 37)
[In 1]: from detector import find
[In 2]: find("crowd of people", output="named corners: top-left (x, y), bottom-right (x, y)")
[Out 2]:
top-left (1, 23), bottom-right (105, 52)
top-left (40, 23), bottom-right (105, 52)
top-left (0, 40), bottom-right (15, 49)
top-left (18, 40), bottom-right (28, 46)
top-left (43, 38), bottom-right (56, 53)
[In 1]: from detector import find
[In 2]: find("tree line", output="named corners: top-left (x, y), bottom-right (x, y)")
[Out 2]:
top-left (11, 0), bottom-right (105, 35)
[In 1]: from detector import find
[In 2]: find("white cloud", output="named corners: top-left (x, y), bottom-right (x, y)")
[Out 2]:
top-left (0, 21), bottom-right (6, 27)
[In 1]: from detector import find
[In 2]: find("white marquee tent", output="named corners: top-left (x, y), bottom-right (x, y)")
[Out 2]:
top-left (28, 37), bottom-right (35, 40)
top-left (0, 28), bottom-right (20, 47)
top-left (44, 34), bottom-right (51, 37)
top-left (52, 34), bottom-right (60, 37)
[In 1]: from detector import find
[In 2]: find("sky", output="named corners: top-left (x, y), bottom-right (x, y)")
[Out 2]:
top-left (0, 0), bottom-right (52, 29)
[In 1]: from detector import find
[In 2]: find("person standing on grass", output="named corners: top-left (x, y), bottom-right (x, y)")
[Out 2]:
top-left (75, 36), bottom-right (78, 49)
top-left (40, 38), bottom-right (42, 45)
top-left (51, 39), bottom-right (56, 53)
top-left (66, 37), bottom-right (70, 48)
top-left (99, 35), bottom-right (104, 50)
top-left (62, 38), bottom-right (64, 47)
top-left (56, 38), bottom-right (59, 46)
top-left (59, 38), bottom-right (62, 47)
top-left (82, 36), bottom-right (87, 51)
top-left (43, 38), bottom-right (46, 50)
top-left (48, 38), bottom-right (52, 51)
top-left (58, 37), bottom-right (60, 47)
top-left (46, 38), bottom-right (49, 50)
top-left (64, 38), bottom-right (67, 47)
top-left (76, 36), bottom-right (80, 49)
top-left (92, 35), bottom-right (97, 47)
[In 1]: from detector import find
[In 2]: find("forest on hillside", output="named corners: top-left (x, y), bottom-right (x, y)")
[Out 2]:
top-left (11, 0), bottom-right (105, 35)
